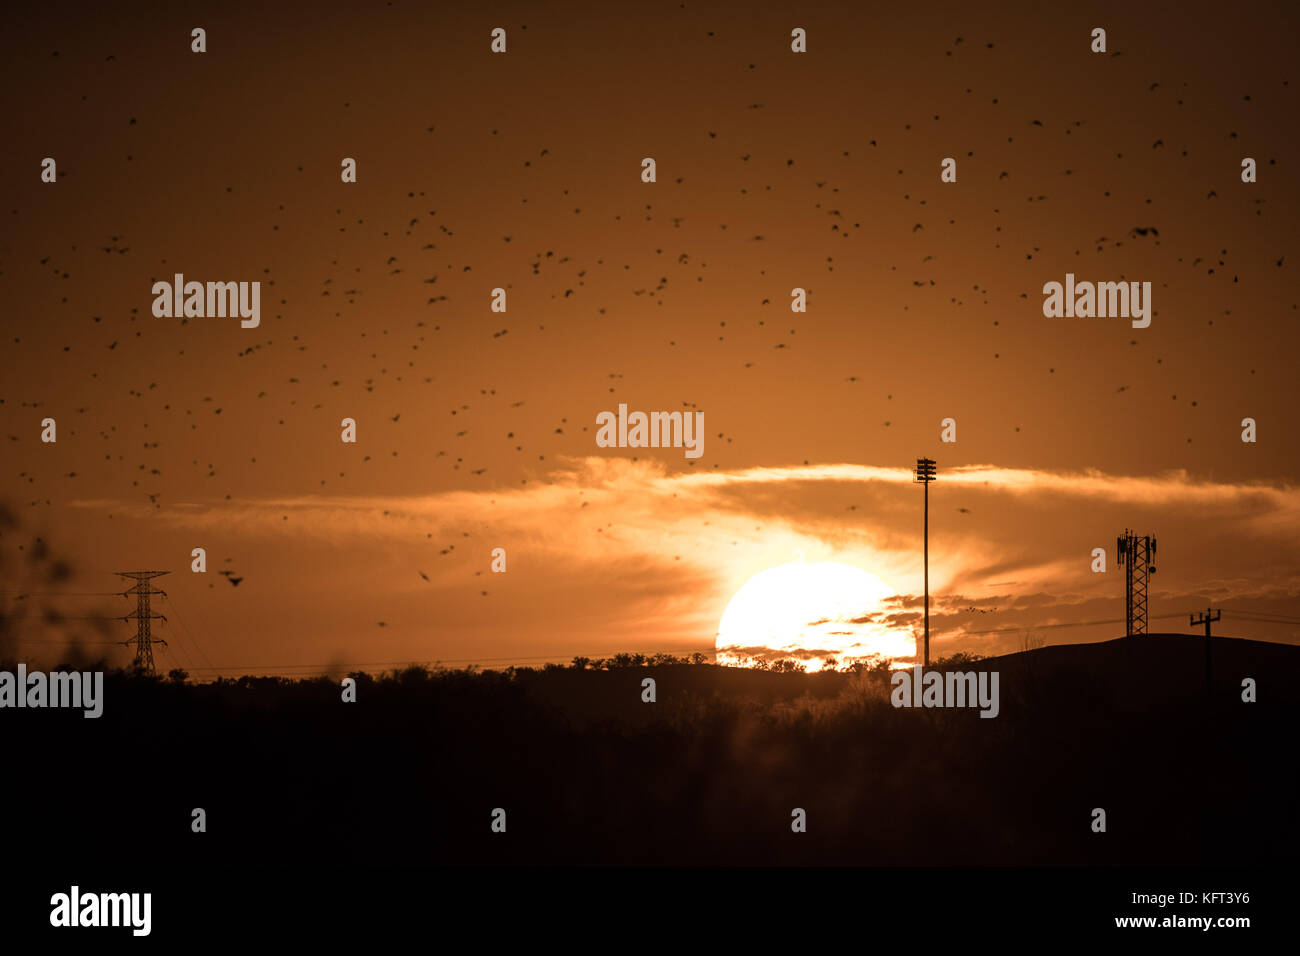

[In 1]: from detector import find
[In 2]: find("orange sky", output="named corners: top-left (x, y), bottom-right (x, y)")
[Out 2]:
top-left (2, 0), bottom-right (1297, 676)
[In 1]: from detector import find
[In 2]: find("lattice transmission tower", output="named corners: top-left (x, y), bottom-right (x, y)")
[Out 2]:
top-left (1116, 531), bottom-right (1157, 636)
top-left (116, 570), bottom-right (169, 674)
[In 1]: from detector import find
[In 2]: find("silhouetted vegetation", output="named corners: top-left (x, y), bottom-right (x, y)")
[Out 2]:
top-left (6, 634), bottom-right (1297, 865)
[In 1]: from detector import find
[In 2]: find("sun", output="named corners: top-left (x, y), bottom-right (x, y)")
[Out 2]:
top-left (715, 561), bottom-right (915, 671)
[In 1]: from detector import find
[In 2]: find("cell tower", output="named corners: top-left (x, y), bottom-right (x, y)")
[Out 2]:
top-left (116, 570), bottom-right (169, 674)
top-left (1116, 531), bottom-right (1157, 636)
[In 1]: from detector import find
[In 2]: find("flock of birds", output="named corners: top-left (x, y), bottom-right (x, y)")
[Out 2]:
top-left (2, 22), bottom-right (1292, 608)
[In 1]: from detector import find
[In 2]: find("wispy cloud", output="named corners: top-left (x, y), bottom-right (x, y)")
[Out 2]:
top-left (67, 458), bottom-right (1300, 659)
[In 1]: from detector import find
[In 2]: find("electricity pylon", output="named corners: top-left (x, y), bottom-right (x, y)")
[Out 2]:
top-left (1116, 530), bottom-right (1157, 636)
top-left (915, 458), bottom-right (937, 666)
top-left (116, 571), bottom-right (169, 675)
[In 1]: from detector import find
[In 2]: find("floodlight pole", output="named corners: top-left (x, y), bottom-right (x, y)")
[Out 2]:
top-left (915, 458), bottom-right (937, 667)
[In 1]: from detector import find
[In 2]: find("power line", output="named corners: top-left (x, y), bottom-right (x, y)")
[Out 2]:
top-left (12, 574), bottom-right (1292, 680)
top-left (3, 615), bottom-right (130, 622)
top-left (159, 592), bottom-right (215, 672)
top-left (957, 612), bottom-right (1187, 637)
top-left (178, 653), bottom-right (698, 671)
top-left (0, 590), bottom-right (129, 597)
top-left (1220, 608), bottom-right (1300, 624)
top-left (158, 617), bottom-right (196, 673)
top-left (10, 639), bottom-right (124, 646)
top-left (168, 648), bottom-right (714, 677)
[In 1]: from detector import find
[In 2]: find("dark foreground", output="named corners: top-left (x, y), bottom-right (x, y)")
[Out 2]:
top-left (7, 634), bottom-right (1297, 866)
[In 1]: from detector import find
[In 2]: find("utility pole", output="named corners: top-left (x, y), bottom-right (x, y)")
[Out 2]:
top-left (915, 458), bottom-right (937, 667)
top-left (116, 571), bottom-right (169, 675)
top-left (1191, 607), bottom-right (1220, 700)
top-left (1116, 530), bottom-right (1157, 636)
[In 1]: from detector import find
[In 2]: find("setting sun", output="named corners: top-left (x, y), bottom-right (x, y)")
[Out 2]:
top-left (715, 561), bottom-right (917, 670)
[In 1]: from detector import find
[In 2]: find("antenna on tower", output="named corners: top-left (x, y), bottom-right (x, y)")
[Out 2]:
top-left (116, 571), bottom-right (170, 675)
top-left (1115, 531), bottom-right (1157, 636)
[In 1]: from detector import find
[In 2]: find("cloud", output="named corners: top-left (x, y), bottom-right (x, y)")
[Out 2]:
top-left (67, 458), bottom-right (1300, 657)
top-left (71, 457), bottom-right (1300, 540)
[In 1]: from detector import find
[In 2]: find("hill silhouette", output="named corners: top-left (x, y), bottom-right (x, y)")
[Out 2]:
top-left (6, 633), bottom-right (1296, 866)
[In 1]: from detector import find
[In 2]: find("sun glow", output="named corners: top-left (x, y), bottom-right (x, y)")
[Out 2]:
top-left (715, 561), bottom-right (916, 671)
